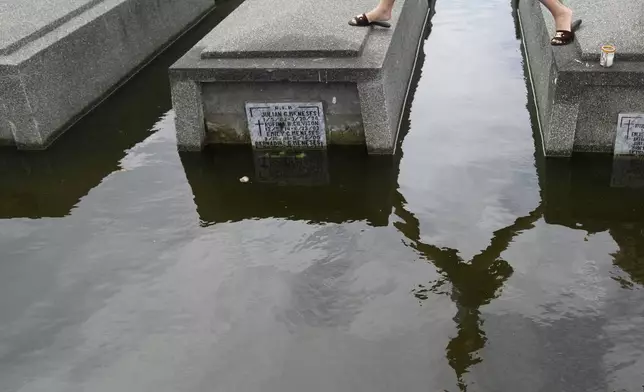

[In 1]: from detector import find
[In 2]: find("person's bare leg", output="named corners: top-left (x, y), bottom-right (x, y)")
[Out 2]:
top-left (363, 0), bottom-right (395, 23)
top-left (540, 0), bottom-right (573, 31)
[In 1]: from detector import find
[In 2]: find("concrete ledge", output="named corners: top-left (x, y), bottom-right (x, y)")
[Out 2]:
top-left (0, 0), bottom-right (215, 149)
top-left (518, 0), bottom-right (644, 157)
top-left (170, 0), bottom-right (432, 154)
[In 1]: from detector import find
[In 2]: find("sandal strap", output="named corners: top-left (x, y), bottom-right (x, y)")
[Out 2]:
top-left (553, 31), bottom-right (573, 39)
top-left (551, 32), bottom-right (574, 45)
top-left (355, 13), bottom-right (369, 24)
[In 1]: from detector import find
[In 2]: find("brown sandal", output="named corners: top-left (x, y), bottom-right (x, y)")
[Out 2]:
top-left (551, 19), bottom-right (582, 46)
top-left (348, 13), bottom-right (391, 28)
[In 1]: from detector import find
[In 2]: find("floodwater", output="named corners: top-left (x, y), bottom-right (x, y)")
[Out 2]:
top-left (1, 0), bottom-right (644, 390)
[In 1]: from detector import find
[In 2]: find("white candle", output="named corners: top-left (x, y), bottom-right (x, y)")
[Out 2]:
top-left (600, 45), bottom-right (616, 67)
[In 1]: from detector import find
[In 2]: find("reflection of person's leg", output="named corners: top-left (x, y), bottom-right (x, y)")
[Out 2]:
top-left (540, 0), bottom-right (580, 45)
top-left (349, 0), bottom-right (395, 27)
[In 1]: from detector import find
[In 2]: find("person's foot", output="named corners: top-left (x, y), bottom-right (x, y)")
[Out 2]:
top-left (349, 7), bottom-right (392, 27)
top-left (364, 7), bottom-right (391, 24)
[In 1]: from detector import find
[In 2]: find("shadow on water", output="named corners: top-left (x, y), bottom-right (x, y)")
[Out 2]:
top-left (0, 0), bottom-right (245, 219)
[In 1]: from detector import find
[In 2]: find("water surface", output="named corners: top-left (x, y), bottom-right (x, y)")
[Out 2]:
top-left (1, 0), bottom-right (643, 391)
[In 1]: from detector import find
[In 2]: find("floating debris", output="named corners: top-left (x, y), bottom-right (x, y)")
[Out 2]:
top-left (239, 176), bottom-right (250, 183)
top-left (574, 58), bottom-right (591, 67)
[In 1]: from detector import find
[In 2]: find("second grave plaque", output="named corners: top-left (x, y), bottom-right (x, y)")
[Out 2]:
top-left (614, 113), bottom-right (644, 156)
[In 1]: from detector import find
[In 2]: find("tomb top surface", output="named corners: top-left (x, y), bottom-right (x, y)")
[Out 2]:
top-left (200, 0), bottom-right (378, 58)
top-left (0, 0), bottom-right (102, 54)
top-left (542, 0), bottom-right (644, 60)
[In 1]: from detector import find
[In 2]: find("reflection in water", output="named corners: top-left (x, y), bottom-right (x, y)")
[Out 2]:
top-left (1, 0), bottom-right (644, 389)
top-left (253, 150), bottom-right (330, 186)
top-left (0, 0), bottom-right (245, 219)
top-left (180, 146), bottom-right (398, 226)
top-left (541, 156), bottom-right (644, 289)
top-left (611, 157), bottom-right (644, 188)
top-left (179, 145), bottom-right (644, 391)
top-left (611, 225), bottom-right (644, 289)
top-left (389, 152), bottom-right (644, 389)
top-left (0, 90), bottom-right (162, 218)
top-left (393, 187), bottom-right (542, 389)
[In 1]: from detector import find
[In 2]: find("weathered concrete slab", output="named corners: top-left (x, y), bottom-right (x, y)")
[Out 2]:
top-left (0, 0), bottom-right (215, 149)
top-left (0, 0), bottom-right (101, 54)
top-left (201, 0), bottom-right (370, 58)
top-left (170, 0), bottom-right (433, 154)
top-left (518, 0), bottom-right (644, 157)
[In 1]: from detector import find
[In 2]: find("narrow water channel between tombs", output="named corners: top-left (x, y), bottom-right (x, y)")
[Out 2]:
top-left (1, 0), bottom-right (643, 391)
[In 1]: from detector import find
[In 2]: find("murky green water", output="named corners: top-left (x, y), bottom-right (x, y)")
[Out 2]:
top-left (1, 0), bottom-right (643, 391)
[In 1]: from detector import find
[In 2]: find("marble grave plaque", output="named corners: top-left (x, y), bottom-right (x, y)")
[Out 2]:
top-left (246, 102), bottom-right (327, 150)
top-left (614, 113), bottom-right (644, 156)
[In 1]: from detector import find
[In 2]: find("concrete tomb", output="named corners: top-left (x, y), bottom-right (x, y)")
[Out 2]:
top-left (0, 0), bottom-right (214, 149)
top-left (170, 0), bottom-right (432, 154)
top-left (518, 0), bottom-right (644, 157)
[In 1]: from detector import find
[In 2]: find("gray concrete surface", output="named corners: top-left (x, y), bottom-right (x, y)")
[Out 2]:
top-left (200, 0), bottom-right (371, 58)
top-left (0, 0), bottom-right (215, 149)
top-left (518, 0), bottom-right (644, 156)
top-left (170, 0), bottom-right (433, 154)
top-left (545, 0), bottom-right (644, 61)
top-left (0, 0), bottom-right (103, 54)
